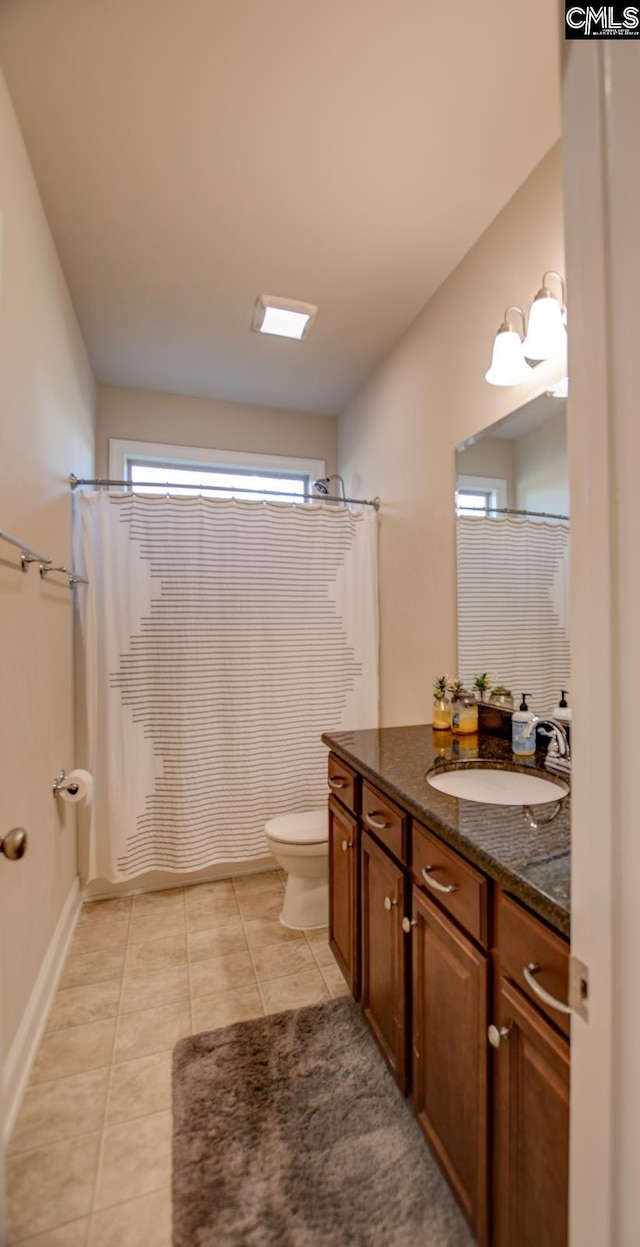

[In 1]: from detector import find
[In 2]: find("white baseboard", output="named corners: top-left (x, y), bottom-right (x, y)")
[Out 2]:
top-left (3, 876), bottom-right (82, 1144)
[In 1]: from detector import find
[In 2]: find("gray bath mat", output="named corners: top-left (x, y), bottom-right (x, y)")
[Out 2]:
top-left (172, 997), bottom-right (474, 1246)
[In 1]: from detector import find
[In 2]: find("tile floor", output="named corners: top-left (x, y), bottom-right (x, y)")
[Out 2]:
top-left (7, 869), bottom-right (348, 1245)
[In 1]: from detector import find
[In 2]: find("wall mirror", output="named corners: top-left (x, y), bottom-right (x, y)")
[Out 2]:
top-left (455, 390), bottom-right (570, 717)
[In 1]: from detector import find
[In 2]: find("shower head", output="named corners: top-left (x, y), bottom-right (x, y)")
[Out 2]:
top-left (313, 474), bottom-right (346, 499)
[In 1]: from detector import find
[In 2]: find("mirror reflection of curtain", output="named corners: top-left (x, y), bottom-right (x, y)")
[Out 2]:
top-left (456, 515), bottom-right (570, 716)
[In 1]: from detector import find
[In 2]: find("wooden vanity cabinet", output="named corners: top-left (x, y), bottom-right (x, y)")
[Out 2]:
top-left (328, 795), bottom-right (359, 997)
top-left (411, 885), bottom-right (489, 1245)
top-left (326, 749), bottom-right (571, 1247)
top-left (491, 894), bottom-right (570, 1247)
top-left (360, 829), bottom-right (409, 1092)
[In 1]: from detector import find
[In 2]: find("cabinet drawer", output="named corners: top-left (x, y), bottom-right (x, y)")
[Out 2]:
top-left (361, 781), bottom-right (407, 864)
top-left (412, 821), bottom-right (488, 948)
top-left (498, 892), bottom-right (570, 1038)
top-left (327, 753), bottom-right (359, 814)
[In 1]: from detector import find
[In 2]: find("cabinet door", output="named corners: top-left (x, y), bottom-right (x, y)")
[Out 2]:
top-left (411, 886), bottom-right (489, 1246)
top-left (360, 830), bottom-right (408, 1091)
top-left (493, 976), bottom-right (570, 1247)
top-left (328, 797), bottom-right (359, 997)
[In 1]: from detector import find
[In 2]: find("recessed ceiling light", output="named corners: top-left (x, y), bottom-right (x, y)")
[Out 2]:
top-left (251, 295), bottom-right (317, 341)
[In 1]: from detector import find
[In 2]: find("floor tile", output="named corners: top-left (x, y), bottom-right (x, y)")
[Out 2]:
top-left (191, 985), bottom-right (264, 1032)
top-left (232, 869), bottom-right (283, 893)
top-left (321, 962), bottom-right (351, 998)
top-left (9, 1069), bottom-right (109, 1156)
top-left (243, 916), bottom-right (306, 950)
top-left (30, 1020), bottom-right (116, 1084)
top-left (184, 878), bottom-right (235, 906)
top-left (236, 890), bottom-right (284, 922)
top-left (12, 1220), bottom-right (90, 1245)
top-left (78, 897), bottom-right (132, 926)
top-left (189, 950), bottom-right (256, 998)
top-left (187, 922), bottom-right (246, 963)
top-left (114, 1000), bottom-right (191, 1063)
top-left (6, 1132), bottom-right (101, 1242)
top-left (69, 923), bottom-right (129, 957)
top-left (128, 907), bottom-right (186, 945)
top-left (124, 933), bottom-right (186, 978)
top-left (88, 1187), bottom-right (171, 1247)
top-left (106, 1052), bottom-right (172, 1124)
top-left (59, 951), bottom-right (126, 992)
top-left (260, 968), bottom-right (330, 1015)
top-left (131, 889), bottom-right (184, 916)
top-left (305, 928), bottom-right (335, 967)
top-left (185, 891), bottom-right (240, 931)
top-left (252, 940), bottom-right (316, 982)
top-left (120, 965), bottom-right (189, 1015)
top-left (93, 1111), bottom-right (172, 1211)
top-left (46, 982), bottom-right (121, 1033)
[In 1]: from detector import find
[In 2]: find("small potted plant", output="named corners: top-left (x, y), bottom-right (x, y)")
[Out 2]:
top-left (473, 672), bottom-right (495, 703)
top-left (432, 675), bottom-right (451, 730)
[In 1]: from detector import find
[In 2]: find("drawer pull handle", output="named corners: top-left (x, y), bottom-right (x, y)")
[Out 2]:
top-left (364, 811), bottom-right (389, 831)
top-left (522, 962), bottom-right (571, 1015)
top-left (421, 865), bottom-right (458, 895)
top-left (402, 916), bottom-right (417, 933)
top-left (341, 839), bottom-right (353, 852)
top-left (383, 896), bottom-right (398, 911)
top-left (488, 1023), bottom-right (511, 1049)
top-left (329, 776), bottom-right (347, 790)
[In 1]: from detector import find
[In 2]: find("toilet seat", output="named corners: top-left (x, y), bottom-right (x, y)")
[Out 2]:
top-left (265, 809), bottom-right (327, 846)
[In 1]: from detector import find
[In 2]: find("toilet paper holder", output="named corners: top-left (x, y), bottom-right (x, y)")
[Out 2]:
top-left (52, 770), bottom-right (79, 798)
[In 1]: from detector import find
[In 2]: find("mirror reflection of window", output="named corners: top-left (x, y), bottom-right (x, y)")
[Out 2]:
top-left (456, 490), bottom-right (494, 516)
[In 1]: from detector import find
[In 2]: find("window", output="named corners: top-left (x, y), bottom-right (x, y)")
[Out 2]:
top-left (456, 489), bottom-right (495, 516)
top-left (108, 440), bottom-right (326, 503)
top-left (455, 474), bottom-right (508, 517)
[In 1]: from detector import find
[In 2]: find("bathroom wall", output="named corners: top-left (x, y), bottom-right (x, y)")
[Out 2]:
top-left (338, 143), bottom-right (566, 725)
top-left (0, 64), bottom-right (95, 1119)
top-left (96, 385), bottom-right (337, 477)
top-left (514, 410), bottom-right (568, 515)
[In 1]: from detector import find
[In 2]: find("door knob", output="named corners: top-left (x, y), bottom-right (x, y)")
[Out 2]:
top-left (402, 917), bottom-right (417, 933)
top-left (488, 1023), bottom-right (511, 1049)
top-left (383, 896), bottom-right (398, 911)
top-left (341, 839), bottom-right (353, 852)
top-left (1, 827), bottom-right (27, 861)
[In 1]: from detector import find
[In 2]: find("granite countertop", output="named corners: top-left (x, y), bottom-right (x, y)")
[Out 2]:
top-left (321, 725), bottom-right (570, 938)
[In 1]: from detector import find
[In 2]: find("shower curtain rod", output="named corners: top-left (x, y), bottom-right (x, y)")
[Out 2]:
top-left (457, 505), bottom-right (569, 522)
top-left (69, 475), bottom-right (380, 511)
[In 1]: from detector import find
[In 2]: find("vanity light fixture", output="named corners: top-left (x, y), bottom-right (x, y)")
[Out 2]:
top-left (485, 307), bottom-right (534, 387)
top-left (251, 295), bottom-right (318, 341)
top-left (522, 271), bottom-right (568, 362)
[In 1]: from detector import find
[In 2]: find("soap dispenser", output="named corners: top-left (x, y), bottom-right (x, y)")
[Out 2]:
top-left (512, 694), bottom-right (536, 756)
top-left (552, 690), bottom-right (573, 724)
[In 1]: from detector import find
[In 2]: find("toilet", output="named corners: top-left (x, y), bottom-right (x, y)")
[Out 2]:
top-left (264, 809), bottom-right (328, 930)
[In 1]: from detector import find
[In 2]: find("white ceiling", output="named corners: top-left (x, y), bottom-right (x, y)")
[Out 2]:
top-left (0, 0), bottom-right (560, 416)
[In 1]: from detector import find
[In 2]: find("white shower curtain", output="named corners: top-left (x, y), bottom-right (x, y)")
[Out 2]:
top-left (73, 491), bottom-right (379, 882)
top-left (457, 514), bottom-right (570, 716)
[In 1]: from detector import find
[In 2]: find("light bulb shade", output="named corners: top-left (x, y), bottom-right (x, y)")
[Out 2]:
top-left (485, 328), bottom-right (533, 386)
top-left (523, 292), bottom-right (567, 361)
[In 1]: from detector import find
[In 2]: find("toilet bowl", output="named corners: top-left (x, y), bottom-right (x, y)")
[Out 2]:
top-left (264, 809), bottom-right (328, 930)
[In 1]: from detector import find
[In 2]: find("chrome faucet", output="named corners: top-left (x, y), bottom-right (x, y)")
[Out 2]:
top-left (523, 716), bottom-right (571, 773)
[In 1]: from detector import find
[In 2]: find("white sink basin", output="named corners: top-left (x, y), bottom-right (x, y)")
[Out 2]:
top-left (426, 766), bottom-right (569, 806)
